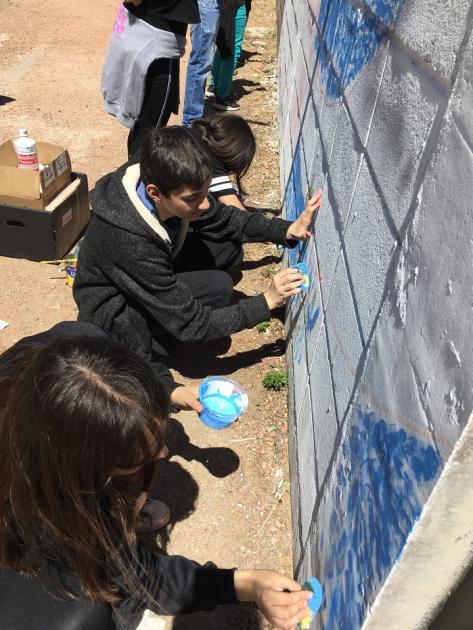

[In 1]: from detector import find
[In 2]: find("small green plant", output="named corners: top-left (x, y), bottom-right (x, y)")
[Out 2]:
top-left (256, 321), bottom-right (270, 333)
top-left (262, 369), bottom-right (288, 391)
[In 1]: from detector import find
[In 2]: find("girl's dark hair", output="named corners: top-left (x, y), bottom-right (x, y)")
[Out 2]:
top-left (0, 336), bottom-right (169, 604)
top-left (192, 114), bottom-right (256, 197)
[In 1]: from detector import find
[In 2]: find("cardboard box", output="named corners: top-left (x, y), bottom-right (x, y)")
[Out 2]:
top-left (0, 140), bottom-right (72, 209)
top-left (0, 172), bottom-right (90, 261)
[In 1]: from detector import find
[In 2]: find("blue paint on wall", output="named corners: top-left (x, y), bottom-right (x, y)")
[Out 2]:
top-left (284, 141), bottom-right (306, 266)
top-left (318, 408), bottom-right (440, 629)
top-left (314, 0), bottom-right (405, 100)
top-left (306, 303), bottom-right (320, 332)
top-left (294, 323), bottom-right (305, 365)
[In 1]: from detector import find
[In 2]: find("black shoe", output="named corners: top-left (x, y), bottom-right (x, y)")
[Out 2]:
top-left (213, 97), bottom-right (240, 111)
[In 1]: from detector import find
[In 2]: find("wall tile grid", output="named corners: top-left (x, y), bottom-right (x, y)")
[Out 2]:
top-left (279, 0), bottom-right (473, 628)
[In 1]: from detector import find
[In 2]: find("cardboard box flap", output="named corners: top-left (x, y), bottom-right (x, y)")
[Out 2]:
top-left (0, 162), bottom-right (42, 200)
top-left (0, 140), bottom-right (19, 166)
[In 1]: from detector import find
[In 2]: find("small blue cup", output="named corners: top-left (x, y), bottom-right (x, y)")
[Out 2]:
top-left (198, 377), bottom-right (248, 429)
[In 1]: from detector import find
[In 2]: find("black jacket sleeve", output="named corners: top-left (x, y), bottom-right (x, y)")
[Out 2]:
top-left (191, 196), bottom-right (295, 247)
top-left (114, 543), bottom-right (237, 617)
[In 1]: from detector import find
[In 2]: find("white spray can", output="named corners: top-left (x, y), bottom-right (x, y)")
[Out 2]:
top-left (14, 129), bottom-right (39, 170)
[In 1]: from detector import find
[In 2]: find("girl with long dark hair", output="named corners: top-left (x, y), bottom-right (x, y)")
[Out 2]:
top-left (0, 332), bottom-right (311, 630)
top-left (190, 112), bottom-right (256, 210)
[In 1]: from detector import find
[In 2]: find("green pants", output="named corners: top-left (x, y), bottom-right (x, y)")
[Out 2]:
top-left (210, 3), bottom-right (247, 98)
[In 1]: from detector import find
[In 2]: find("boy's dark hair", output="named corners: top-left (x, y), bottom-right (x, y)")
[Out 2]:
top-left (140, 126), bottom-right (213, 197)
top-left (192, 114), bottom-right (256, 196)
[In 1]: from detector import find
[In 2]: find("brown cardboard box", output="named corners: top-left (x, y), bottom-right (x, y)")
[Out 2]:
top-left (0, 140), bottom-right (72, 209)
top-left (0, 172), bottom-right (90, 261)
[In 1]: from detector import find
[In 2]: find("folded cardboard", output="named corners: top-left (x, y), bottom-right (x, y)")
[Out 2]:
top-left (0, 140), bottom-right (72, 209)
top-left (0, 172), bottom-right (90, 261)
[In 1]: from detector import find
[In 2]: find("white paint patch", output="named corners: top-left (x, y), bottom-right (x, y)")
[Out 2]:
top-left (0, 33), bottom-right (10, 46)
top-left (3, 46), bottom-right (45, 86)
top-left (393, 188), bottom-right (422, 327)
top-left (444, 388), bottom-right (464, 425)
top-left (446, 340), bottom-right (461, 367)
top-left (446, 278), bottom-right (453, 295)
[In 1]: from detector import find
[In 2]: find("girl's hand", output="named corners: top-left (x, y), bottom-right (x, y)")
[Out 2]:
top-left (234, 569), bottom-right (312, 630)
top-left (286, 189), bottom-right (322, 241)
top-left (170, 385), bottom-right (203, 413)
top-left (264, 268), bottom-right (303, 310)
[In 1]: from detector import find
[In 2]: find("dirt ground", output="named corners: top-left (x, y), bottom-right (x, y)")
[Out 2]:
top-left (0, 2), bottom-right (292, 628)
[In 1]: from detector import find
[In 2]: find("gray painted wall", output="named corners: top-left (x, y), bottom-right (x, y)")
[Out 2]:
top-left (278, 1), bottom-right (473, 628)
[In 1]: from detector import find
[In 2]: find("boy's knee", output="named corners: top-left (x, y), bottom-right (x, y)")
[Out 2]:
top-left (214, 271), bottom-right (234, 306)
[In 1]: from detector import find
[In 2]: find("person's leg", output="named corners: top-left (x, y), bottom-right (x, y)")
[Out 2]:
top-left (234, 3), bottom-right (248, 66)
top-left (215, 53), bottom-right (235, 99)
top-left (182, 0), bottom-right (222, 126)
top-left (210, 48), bottom-right (221, 92)
top-left (148, 268), bottom-right (234, 355)
top-left (177, 269), bottom-right (234, 308)
top-left (128, 58), bottom-right (180, 158)
top-left (213, 5), bottom-right (246, 109)
top-left (172, 229), bottom-right (243, 273)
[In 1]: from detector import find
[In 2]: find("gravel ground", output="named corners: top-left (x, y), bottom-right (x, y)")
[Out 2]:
top-left (0, 2), bottom-right (292, 628)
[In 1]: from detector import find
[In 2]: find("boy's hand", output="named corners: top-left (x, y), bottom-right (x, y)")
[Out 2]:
top-left (170, 385), bottom-right (203, 413)
top-left (264, 268), bottom-right (303, 310)
top-left (286, 189), bottom-right (322, 241)
top-left (234, 569), bottom-right (312, 630)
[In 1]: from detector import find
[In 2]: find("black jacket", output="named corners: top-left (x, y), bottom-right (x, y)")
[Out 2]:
top-left (0, 529), bottom-right (237, 630)
top-left (74, 161), bottom-right (294, 357)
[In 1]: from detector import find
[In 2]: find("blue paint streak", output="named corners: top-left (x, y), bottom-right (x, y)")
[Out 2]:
top-left (319, 409), bottom-right (440, 629)
top-left (315, 0), bottom-right (405, 100)
top-left (294, 325), bottom-right (305, 365)
top-left (306, 304), bottom-right (320, 332)
top-left (284, 141), bottom-right (306, 267)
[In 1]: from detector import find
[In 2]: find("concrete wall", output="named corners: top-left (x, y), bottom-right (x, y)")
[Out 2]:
top-left (278, 1), bottom-right (473, 628)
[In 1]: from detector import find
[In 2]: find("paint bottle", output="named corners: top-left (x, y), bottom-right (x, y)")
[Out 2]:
top-left (14, 129), bottom-right (39, 171)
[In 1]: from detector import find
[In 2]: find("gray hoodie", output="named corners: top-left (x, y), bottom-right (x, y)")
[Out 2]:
top-left (102, 5), bottom-right (185, 129)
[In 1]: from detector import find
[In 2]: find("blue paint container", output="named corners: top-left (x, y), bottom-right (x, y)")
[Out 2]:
top-left (198, 377), bottom-right (248, 430)
top-left (294, 262), bottom-right (310, 291)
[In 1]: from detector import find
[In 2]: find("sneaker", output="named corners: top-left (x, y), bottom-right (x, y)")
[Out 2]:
top-left (213, 97), bottom-right (240, 111)
top-left (136, 499), bottom-right (170, 533)
top-left (205, 85), bottom-right (215, 98)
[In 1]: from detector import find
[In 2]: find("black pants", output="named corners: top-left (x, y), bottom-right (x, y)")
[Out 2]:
top-left (128, 57), bottom-right (180, 159)
top-left (150, 231), bottom-right (243, 354)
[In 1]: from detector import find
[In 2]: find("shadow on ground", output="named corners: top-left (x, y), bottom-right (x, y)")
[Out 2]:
top-left (239, 254), bottom-right (281, 270)
top-left (166, 338), bottom-right (285, 378)
top-left (142, 417), bottom-right (240, 553)
top-left (167, 417), bottom-right (240, 478)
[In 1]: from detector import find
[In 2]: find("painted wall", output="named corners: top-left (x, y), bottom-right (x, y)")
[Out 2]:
top-left (278, 1), bottom-right (473, 628)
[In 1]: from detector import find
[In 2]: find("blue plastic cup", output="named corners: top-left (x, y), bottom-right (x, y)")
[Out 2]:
top-left (198, 377), bottom-right (248, 429)
top-left (293, 262), bottom-right (310, 291)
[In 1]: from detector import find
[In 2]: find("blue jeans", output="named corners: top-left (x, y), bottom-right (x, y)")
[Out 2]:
top-left (182, 0), bottom-right (222, 126)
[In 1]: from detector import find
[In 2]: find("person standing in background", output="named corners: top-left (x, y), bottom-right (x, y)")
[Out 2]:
top-left (102, 0), bottom-right (200, 158)
top-left (209, 0), bottom-right (247, 111)
top-left (182, 0), bottom-right (224, 126)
